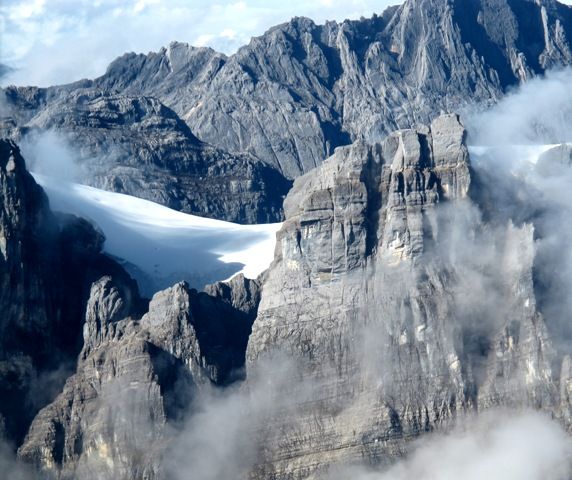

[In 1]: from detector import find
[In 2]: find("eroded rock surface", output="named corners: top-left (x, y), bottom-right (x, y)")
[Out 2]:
top-left (245, 114), bottom-right (568, 478)
top-left (2, 90), bottom-right (290, 223)
top-left (0, 140), bottom-right (261, 478)
top-left (17, 275), bottom-right (259, 479)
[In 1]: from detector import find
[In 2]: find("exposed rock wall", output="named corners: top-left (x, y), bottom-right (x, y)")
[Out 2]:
top-left (0, 140), bottom-right (262, 478)
top-left (245, 114), bottom-right (567, 479)
top-left (2, 90), bottom-right (290, 224)
top-left (0, 139), bottom-right (139, 447)
top-left (17, 276), bottom-right (260, 479)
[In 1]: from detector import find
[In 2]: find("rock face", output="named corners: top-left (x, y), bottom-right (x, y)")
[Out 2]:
top-left (2, 90), bottom-right (290, 224)
top-left (3, 0), bottom-right (572, 476)
top-left (2, 0), bottom-right (572, 222)
top-left (244, 114), bottom-right (567, 478)
top-left (537, 143), bottom-right (572, 175)
top-left (204, 273), bottom-right (262, 320)
top-left (18, 277), bottom-right (260, 479)
top-left (0, 139), bottom-right (142, 448)
top-left (17, 275), bottom-right (260, 479)
top-left (0, 140), bottom-right (261, 478)
top-left (4, 114), bottom-right (572, 479)
top-left (88, 0), bottom-right (572, 178)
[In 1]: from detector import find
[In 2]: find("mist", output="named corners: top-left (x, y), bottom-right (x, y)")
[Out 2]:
top-left (19, 130), bottom-right (83, 182)
top-left (463, 67), bottom-right (572, 353)
top-left (0, 439), bottom-right (34, 480)
top-left (464, 68), bottom-right (572, 147)
top-left (329, 412), bottom-right (572, 480)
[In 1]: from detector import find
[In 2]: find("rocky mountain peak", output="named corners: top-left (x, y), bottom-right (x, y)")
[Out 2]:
top-left (244, 113), bottom-right (567, 477)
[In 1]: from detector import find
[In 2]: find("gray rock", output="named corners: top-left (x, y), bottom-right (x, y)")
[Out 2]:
top-left (5, 89), bottom-right (290, 223)
top-left (3, 0), bottom-right (572, 223)
top-left (244, 114), bottom-right (566, 478)
top-left (0, 140), bottom-right (102, 446)
top-left (204, 273), bottom-right (262, 319)
top-left (17, 275), bottom-right (261, 478)
top-left (53, 0), bottom-right (572, 178)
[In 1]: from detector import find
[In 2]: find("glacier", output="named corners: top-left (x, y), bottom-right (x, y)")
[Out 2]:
top-left (33, 173), bottom-right (281, 296)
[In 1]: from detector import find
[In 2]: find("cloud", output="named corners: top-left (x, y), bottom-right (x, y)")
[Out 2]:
top-left (464, 68), bottom-right (572, 147)
top-left (329, 412), bottom-right (572, 480)
top-left (463, 67), bottom-right (572, 353)
top-left (0, 439), bottom-right (35, 480)
top-left (18, 130), bottom-right (83, 181)
top-left (0, 0), bottom-right (401, 87)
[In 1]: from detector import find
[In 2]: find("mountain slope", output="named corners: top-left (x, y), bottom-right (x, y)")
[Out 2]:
top-left (0, 140), bottom-right (267, 478)
top-left (242, 115), bottom-right (571, 478)
top-left (1, 88), bottom-right (290, 223)
top-left (90, 0), bottom-right (572, 177)
top-left (0, 139), bottom-right (145, 448)
top-left (2, 0), bottom-right (571, 222)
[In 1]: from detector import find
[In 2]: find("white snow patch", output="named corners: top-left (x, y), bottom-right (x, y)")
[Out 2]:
top-left (33, 174), bottom-right (281, 296)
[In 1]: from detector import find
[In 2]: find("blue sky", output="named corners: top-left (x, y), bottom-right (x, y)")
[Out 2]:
top-left (0, 0), bottom-right (399, 87)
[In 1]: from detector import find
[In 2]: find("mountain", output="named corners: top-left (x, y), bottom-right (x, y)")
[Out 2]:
top-left (86, 0), bottom-right (572, 177)
top-left (243, 113), bottom-right (571, 477)
top-left (3, 0), bottom-right (572, 478)
top-left (0, 139), bottom-right (142, 447)
top-left (0, 139), bottom-right (263, 478)
top-left (8, 113), bottom-right (572, 479)
top-left (1, 89), bottom-right (290, 223)
top-left (2, 0), bottom-right (572, 223)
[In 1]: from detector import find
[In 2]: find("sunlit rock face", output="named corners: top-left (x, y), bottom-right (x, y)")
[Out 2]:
top-left (85, 0), bottom-right (572, 179)
top-left (246, 114), bottom-right (566, 479)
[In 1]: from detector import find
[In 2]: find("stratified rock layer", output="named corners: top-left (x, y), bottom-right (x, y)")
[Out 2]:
top-left (245, 114), bottom-right (566, 479)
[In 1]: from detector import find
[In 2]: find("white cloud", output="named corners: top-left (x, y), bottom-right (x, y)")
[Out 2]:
top-left (330, 412), bottom-right (572, 480)
top-left (0, 0), bottom-right (400, 87)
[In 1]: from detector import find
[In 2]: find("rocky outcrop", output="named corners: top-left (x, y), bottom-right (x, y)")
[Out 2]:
top-left (17, 277), bottom-right (186, 479)
top-left (0, 140), bottom-right (263, 478)
top-left (204, 273), bottom-right (262, 320)
top-left (17, 273), bottom-right (260, 479)
top-left (243, 114), bottom-right (567, 478)
top-left (5, 114), bottom-right (572, 479)
top-left (0, 139), bottom-right (142, 448)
